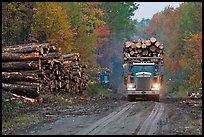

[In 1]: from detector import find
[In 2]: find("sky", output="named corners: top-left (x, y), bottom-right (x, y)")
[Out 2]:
top-left (132, 2), bottom-right (183, 21)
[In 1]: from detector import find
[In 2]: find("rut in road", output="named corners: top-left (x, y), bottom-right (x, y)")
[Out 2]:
top-left (76, 101), bottom-right (164, 135)
top-left (76, 102), bottom-right (133, 135)
top-left (137, 103), bottom-right (164, 135)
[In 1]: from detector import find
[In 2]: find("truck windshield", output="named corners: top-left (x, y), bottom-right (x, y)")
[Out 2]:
top-left (132, 65), bottom-right (155, 74)
top-left (104, 76), bottom-right (109, 83)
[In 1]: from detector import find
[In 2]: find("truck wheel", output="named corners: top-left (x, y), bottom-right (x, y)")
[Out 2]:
top-left (155, 95), bottom-right (160, 102)
top-left (128, 95), bottom-right (133, 102)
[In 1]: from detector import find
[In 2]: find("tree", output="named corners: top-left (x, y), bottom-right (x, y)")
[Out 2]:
top-left (2, 2), bottom-right (36, 47)
top-left (140, 2), bottom-right (202, 94)
top-left (67, 2), bottom-right (106, 66)
top-left (31, 2), bottom-right (74, 53)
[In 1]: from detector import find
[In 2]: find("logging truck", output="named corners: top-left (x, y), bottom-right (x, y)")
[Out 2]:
top-left (123, 38), bottom-right (164, 102)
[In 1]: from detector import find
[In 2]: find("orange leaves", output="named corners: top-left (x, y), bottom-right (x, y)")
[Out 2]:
top-left (31, 2), bottom-right (74, 53)
top-left (80, 2), bottom-right (106, 28)
top-left (164, 56), bottom-right (181, 73)
top-left (189, 68), bottom-right (202, 85)
top-left (96, 25), bottom-right (111, 47)
top-left (183, 32), bottom-right (202, 64)
top-left (96, 25), bottom-right (111, 37)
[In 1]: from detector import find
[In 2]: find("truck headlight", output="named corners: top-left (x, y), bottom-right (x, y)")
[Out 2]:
top-left (151, 83), bottom-right (160, 90)
top-left (152, 83), bottom-right (160, 88)
top-left (127, 83), bottom-right (135, 88)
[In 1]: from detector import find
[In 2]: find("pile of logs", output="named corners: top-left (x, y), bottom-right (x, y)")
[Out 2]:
top-left (123, 37), bottom-right (164, 63)
top-left (2, 43), bottom-right (89, 100)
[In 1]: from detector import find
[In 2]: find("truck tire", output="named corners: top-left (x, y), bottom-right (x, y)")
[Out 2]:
top-left (128, 95), bottom-right (133, 102)
top-left (154, 95), bottom-right (160, 102)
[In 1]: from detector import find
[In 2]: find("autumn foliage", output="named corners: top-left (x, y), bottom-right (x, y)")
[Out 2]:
top-left (2, 2), bottom-right (138, 77)
top-left (139, 2), bottom-right (202, 94)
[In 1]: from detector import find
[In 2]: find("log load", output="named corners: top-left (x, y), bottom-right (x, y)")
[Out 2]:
top-left (123, 37), bottom-right (164, 64)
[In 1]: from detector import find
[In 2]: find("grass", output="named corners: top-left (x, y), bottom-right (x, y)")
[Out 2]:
top-left (2, 84), bottom-right (112, 130)
top-left (41, 93), bottom-right (72, 105)
top-left (184, 118), bottom-right (202, 135)
top-left (2, 114), bottom-right (40, 129)
top-left (86, 83), bottom-right (112, 97)
top-left (2, 93), bottom-right (41, 129)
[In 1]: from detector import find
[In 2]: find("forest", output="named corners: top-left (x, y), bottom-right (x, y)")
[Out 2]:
top-left (137, 2), bottom-right (202, 96)
top-left (2, 2), bottom-right (202, 96)
top-left (2, 2), bottom-right (139, 88)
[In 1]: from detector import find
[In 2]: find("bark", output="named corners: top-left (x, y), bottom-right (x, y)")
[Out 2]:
top-left (2, 72), bottom-right (40, 83)
top-left (3, 43), bottom-right (49, 54)
top-left (2, 52), bottom-right (39, 62)
top-left (5, 92), bottom-right (42, 104)
top-left (8, 81), bottom-right (42, 88)
top-left (2, 60), bottom-right (41, 72)
top-left (2, 83), bottom-right (39, 98)
top-left (40, 52), bottom-right (62, 60)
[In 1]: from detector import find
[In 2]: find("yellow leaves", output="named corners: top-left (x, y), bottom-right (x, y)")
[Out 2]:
top-left (31, 2), bottom-right (74, 53)
top-left (189, 68), bottom-right (202, 85)
top-left (183, 32), bottom-right (202, 64)
top-left (183, 32), bottom-right (202, 43)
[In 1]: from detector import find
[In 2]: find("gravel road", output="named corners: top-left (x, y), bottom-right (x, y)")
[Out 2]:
top-left (7, 94), bottom-right (201, 135)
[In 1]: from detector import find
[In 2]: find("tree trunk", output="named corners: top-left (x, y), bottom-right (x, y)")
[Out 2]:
top-left (2, 83), bottom-right (39, 98)
top-left (2, 43), bottom-right (49, 54)
top-left (150, 37), bottom-right (157, 43)
top-left (2, 52), bottom-right (39, 62)
top-left (2, 60), bottom-right (41, 72)
top-left (2, 72), bottom-right (40, 83)
top-left (40, 52), bottom-right (62, 60)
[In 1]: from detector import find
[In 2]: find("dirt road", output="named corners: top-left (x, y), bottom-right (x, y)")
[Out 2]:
top-left (8, 93), bottom-right (201, 135)
top-left (76, 101), bottom-right (163, 135)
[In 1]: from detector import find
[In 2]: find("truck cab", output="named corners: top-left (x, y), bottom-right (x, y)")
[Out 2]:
top-left (99, 72), bottom-right (110, 87)
top-left (126, 57), bottom-right (163, 102)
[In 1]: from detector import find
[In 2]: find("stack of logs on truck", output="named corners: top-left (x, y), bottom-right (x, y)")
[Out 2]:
top-left (123, 37), bottom-right (164, 82)
top-left (123, 37), bottom-right (164, 62)
top-left (2, 43), bottom-right (89, 101)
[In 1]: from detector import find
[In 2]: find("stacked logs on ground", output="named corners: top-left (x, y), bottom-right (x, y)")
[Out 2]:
top-left (2, 43), bottom-right (89, 100)
top-left (123, 37), bottom-right (164, 64)
top-left (41, 52), bottom-right (89, 95)
top-left (2, 43), bottom-right (49, 99)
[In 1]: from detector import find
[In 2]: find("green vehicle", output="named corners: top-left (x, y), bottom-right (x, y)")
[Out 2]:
top-left (124, 57), bottom-right (164, 102)
top-left (99, 72), bottom-right (110, 86)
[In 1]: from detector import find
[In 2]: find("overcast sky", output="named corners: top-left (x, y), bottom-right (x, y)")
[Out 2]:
top-left (132, 2), bottom-right (183, 21)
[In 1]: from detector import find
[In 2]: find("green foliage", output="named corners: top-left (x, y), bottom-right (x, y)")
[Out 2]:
top-left (96, 3), bottom-right (139, 88)
top-left (100, 2), bottom-right (138, 39)
top-left (140, 2), bottom-right (202, 97)
top-left (2, 92), bottom-right (35, 121)
top-left (2, 114), bottom-right (40, 129)
top-left (86, 83), bottom-right (112, 97)
top-left (67, 2), bottom-right (106, 67)
top-left (2, 2), bottom-right (36, 46)
top-left (135, 18), bottom-right (151, 32)
top-left (31, 2), bottom-right (74, 53)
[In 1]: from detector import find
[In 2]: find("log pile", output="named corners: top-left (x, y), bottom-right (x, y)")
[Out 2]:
top-left (123, 37), bottom-right (164, 64)
top-left (2, 43), bottom-right (89, 100)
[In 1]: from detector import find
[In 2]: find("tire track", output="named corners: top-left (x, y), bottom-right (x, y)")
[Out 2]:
top-left (75, 102), bottom-right (134, 135)
top-left (137, 103), bottom-right (164, 135)
top-left (76, 101), bottom-right (164, 135)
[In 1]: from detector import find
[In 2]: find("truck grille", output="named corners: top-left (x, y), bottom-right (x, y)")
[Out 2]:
top-left (136, 77), bottom-right (151, 90)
